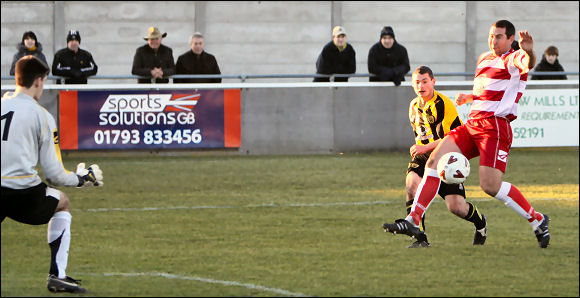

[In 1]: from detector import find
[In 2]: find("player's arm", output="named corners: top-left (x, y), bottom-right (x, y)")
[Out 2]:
top-left (518, 30), bottom-right (536, 70)
top-left (410, 140), bottom-right (440, 157)
top-left (455, 93), bottom-right (474, 106)
top-left (38, 110), bottom-right (102, 187)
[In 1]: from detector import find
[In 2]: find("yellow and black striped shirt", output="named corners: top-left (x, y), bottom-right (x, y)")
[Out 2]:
top-left (409, 90), bottom-right (462, 146)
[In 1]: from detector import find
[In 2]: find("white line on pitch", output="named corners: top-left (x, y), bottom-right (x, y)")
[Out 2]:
top-left (88, 272), bottom-right (309, 297)
top-left (77, 197), bottom-right (565, 213)
top-left (78, 200), bottom-right (398, 213)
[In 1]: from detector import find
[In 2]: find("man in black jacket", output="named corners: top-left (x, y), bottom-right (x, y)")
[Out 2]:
top-left (531, 45), bottom-right (567, 80)
top-left (314, 26), bottom-right (356, 82)
top-left (175, 32), bottom-right (221, 83)
top-left (52, 30), bottom-right (98, 84)
top-left (367, 26), bottom-right (410, 86)
top-left (132, 27), bottom-right (176, 84)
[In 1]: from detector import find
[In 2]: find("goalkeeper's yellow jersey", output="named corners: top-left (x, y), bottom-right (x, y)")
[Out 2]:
top-left (409, 90), bottom-right (463, 146)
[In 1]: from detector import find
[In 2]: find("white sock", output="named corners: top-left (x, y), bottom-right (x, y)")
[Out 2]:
top-left (47, 211), bottom-right (72, 279)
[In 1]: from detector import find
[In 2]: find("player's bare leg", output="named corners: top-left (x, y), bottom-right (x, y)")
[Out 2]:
top-left (445, 195), bottom-right (487, 245)
top-left (480, 165), bottom-right (550, 248)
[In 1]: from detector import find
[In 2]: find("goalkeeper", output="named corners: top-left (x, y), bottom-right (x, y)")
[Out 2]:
top-left (388, 66), bottom-right (487, 248)
top-left (1, 56), bottom-right (103, 293)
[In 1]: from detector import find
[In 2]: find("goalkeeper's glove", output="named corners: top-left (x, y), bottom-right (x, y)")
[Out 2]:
top-left (76, 163), bottom-right (104, 187)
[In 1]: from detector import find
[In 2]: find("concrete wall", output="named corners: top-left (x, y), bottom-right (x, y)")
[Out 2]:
top-left (240, 85), bottom-right (415, 154)
top-left (2, 1), bottom-right (578, 83)
top-left (2, 81), bottom-right (578, 155)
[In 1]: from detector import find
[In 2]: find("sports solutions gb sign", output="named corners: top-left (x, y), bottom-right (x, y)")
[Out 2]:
top-left (59, 89), bottom-right (241, 150)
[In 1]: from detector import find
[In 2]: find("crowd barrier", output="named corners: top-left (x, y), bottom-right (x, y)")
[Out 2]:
top-left (1, 80), bottom-right (578, 155)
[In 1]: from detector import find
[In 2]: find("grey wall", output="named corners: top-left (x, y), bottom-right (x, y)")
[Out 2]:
top-left (240, 86), bottom-right (415, 154)
top-left (2, 1), bottom-right (578, 83)
top-left (3, 81), bottom-right (578, 155)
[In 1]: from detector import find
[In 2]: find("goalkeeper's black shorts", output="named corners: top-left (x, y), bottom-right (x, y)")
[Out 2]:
top-left (1, 182), bottom-right (59, 225)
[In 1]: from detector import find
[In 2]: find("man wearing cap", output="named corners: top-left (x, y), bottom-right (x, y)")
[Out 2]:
top-left (314, 26), bottom-right (356, 82)
top-left (367, 26), bottom-right (410, 86)
top-left (52, 30), bottom-right (98, 84)
top-left (132, 27), bottom-right (176, 84)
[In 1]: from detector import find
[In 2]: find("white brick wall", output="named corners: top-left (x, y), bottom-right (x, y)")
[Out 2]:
top-left (1, 1), bottom-right (578, 83)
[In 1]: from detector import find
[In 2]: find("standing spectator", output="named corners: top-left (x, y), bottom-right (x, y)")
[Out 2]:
top-left (175, 32), bottom-right (221, 83)
top-left (132, 26), bottom-right (176, 84)
top-left (314, 26), bottom-right (356, 82)
top-left (10, 31), bottom-right (48, 76)
top-left (52, 30), bottom-right (98, 84)
top-left (367, 26), bottom-right (410, 86)
top-left (2, 56), bottom-right (103, 293)
top-left (531, 45), bottom-right (567, 80)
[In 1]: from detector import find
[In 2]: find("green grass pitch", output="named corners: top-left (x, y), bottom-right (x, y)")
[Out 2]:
top-left (1, 148), bottom-right (578, 296)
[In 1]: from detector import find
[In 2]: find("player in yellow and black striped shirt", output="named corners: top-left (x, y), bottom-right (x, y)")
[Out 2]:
top-left (401, 66), bottom-right (487, 248)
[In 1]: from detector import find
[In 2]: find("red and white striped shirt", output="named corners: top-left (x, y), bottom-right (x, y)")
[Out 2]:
top-left (470, 48), bottom-right (530, 121)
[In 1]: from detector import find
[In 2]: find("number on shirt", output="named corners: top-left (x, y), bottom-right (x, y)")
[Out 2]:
top-left (1, 111), bottom-right (14, 141)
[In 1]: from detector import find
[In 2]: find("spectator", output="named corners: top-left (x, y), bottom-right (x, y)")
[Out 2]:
top-left (531, 45), bottom-right (567, 80)
top-left (175, 32), bottom-right (221, 83)
top-left (314, 26), bottom-right (356, 82)
top-left (10, 31), bottom-right (48, 76)
top-left (511, 40), bottom-right (520, 51)
top-left (52, 30), bottom-right (98, 84)
top-left (132, 26), bottom-right (175, 84)
top-left (367, 26), bottom-right (410, 86)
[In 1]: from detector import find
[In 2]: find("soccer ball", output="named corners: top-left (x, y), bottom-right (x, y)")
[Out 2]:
top-left (437, 152), bottom-right (470, 184)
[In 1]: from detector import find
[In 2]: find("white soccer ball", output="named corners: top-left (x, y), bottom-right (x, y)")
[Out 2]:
top-left (437, 152), bottom-right (470, 184)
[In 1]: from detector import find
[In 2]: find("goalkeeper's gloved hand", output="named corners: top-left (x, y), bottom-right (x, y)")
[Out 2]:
top-left (76, 163), bottom-right (104, 187)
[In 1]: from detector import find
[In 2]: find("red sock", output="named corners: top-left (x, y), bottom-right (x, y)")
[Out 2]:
top-left (408, 169), bottom-right (440, 226)
top-left (507, 184), bottom-right (543, 222)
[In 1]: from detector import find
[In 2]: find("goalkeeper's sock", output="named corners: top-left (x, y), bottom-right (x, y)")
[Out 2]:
top-left (494, 182), bottom-right (543, 229)
top-left (48, 211), bottom-right (72, 279)
top-left (406, 168), bottom-right (440, 226)
top-left (463, 202), bottom-right (486, 230)
top-left (406, 200), bottom-right (425, 231)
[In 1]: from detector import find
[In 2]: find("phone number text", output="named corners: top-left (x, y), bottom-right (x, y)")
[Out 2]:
top-left (513, 127), bottom-right (544, 139)
top-left (94, 129), bottom-right (202, 145)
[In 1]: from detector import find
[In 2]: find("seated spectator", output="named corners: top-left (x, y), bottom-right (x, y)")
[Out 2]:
top-left (10, 31), bottom-right (49, 76)
top-left (52, 30), bottom-right (98, 84)
top-left (531, 45), bottom-right (567, 80)
top-left (314, 26), bottom-right (356, 82)
top-left (175, 32), bottom-right (221, 83)
top-left (132, 27), bottom-right (175, 84)
top-left (367, 26), bottom-right (410, 86)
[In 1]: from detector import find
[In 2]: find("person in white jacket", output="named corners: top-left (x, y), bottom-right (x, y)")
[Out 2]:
top-left (1, 55), bottom-right (103, 293)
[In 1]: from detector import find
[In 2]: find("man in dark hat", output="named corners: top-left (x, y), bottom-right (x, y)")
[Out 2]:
top-left (132, 26), bottom-right (176, 84)
top-left (367, 26), bottom-right (410, 86)
top-left (52, 30), bottom-right (98, 84)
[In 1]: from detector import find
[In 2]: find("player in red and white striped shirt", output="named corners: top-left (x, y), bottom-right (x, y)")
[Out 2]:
top-left (383, 20), bottom-right (551, 248)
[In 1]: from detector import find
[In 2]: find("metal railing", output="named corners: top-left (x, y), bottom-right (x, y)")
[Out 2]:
top-left (1, 71), bottom-right (577, 83)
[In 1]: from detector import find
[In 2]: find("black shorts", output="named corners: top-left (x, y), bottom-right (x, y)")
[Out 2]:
top-left (407, 154), bottom-right (466, 199)
top-left (1, 182), bottom-right (59, 225)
